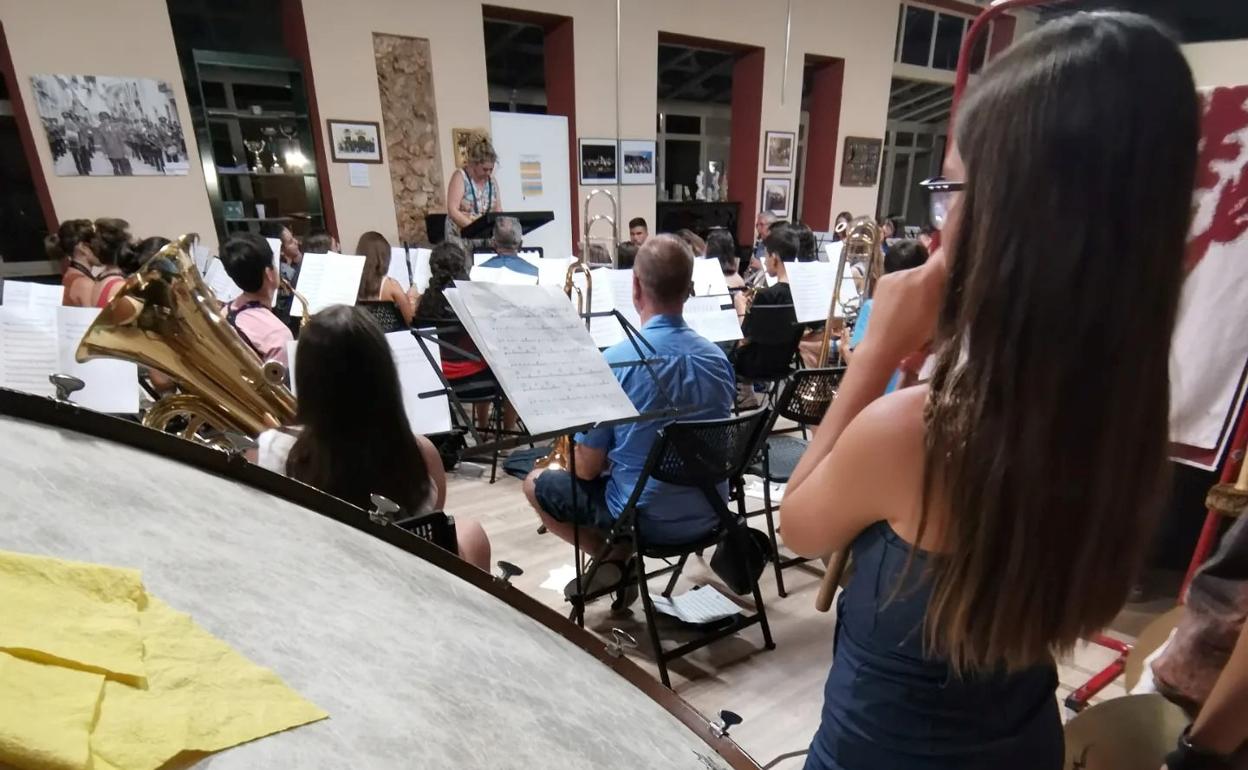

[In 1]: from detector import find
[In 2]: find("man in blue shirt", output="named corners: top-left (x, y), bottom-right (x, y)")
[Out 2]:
top-left (476, 216), bottom-right (538, 278)
top-left (523, 234), bottom-right (735, 593)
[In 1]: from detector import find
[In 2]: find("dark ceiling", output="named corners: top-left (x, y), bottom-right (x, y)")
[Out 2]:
top-left (1037, 0), bottom-right (1248, 43)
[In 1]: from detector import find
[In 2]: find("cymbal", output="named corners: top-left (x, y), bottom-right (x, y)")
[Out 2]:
top-left (1064, 694), bottom-right (1187, 770)
top-left (1124, 605), bottom-right (1185, 692)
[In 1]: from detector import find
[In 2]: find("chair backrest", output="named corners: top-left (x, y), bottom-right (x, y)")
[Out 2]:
top-left (742, 302), bottom-right (799, 344)
top-left (358, 300), bottom-right (408, 333)
top-left (775, 367), bottom-right (846, 427)
top-left (645, 408), bottom-right (773, 489)
top-left (393, 510), bottom-right (459, 554)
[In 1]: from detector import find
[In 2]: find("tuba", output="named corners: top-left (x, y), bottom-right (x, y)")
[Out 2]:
top-left (534, 189), bottom-right (620, 472)
top-left (76, 235), bottom-right (297, 441)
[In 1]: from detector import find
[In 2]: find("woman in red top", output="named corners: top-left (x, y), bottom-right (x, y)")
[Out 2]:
top-left (45, 219), bottom-right (99, 307)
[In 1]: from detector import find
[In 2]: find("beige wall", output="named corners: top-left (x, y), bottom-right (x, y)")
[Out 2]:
top-left (0, 0), bottom-right (218, 251)
top-left (1183, 40), bottom-right (1248, 88)
top-left (302, 0), bottom-right (899, 250)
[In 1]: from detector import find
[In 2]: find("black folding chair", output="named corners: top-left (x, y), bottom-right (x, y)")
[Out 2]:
top-left (731, 303), bottom-right (803, 410)
top-left (745, 367), bottom-right (845, 597)
top-left (358, 300), bottom-right (409, 333)
top-left (568, 409), bottom-right (776, 688)
top-left (367, 495), bottom-right (459, 555)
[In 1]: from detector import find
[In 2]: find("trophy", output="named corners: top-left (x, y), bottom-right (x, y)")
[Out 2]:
top-left (242, 139), bottom-right (264, 172)
top-left (260, 127), bottom-right (279, 172)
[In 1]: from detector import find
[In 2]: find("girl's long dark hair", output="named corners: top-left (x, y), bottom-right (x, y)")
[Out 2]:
top-left (919, 11), bottom-right (1199, 674)
top-left (355, 231), bottom-right (392, 301)
top-left (286, 305), bottom-right (432, 513)
top-left (415, 242), bottom-right (469, 321)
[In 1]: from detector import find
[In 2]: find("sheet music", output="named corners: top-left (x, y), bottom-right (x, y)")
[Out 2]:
top-left (469, 265), bottom-right (539, 286)
top-left (472, 250), bottom-right (544, 268)
top-left (691, 258), bottom-right (730, 297)
top-left (191, 239), bottom-right (211, 274)
top-left (1, 281), bottom-right (62, 310)
top-left (203, 258), bottom-right (243, 303)
top-left (411, 248), bottom-right (433, 293)
top-left (444, 282), bottom-right (637, 435)
top-left (683, 296), bottom-right (742, 343)
top-left (572, 269), bottom-right (626, 349)
top-left (388, 247), bottom-right (413, 288)
top-left (536, 257), bottom-right (575, 287)
top-left (292, 252), bottom-right (367, 316)
top-left (386, 331), bottom-right (451, 435)
top-left (285, 340), bottom-right (299, 396)
top-left (607, 268), bottom-right (641, 331)
top-left (785, 261), bottom-right (840, 323)
top-left (0, 306), bottom-right (58, 398)
top-left (56, 306), bottom-right (139, 413)
top-left (823, 241), bottom-right (844, 265)
top-left (266, 237), bottom-right (282, 261)
top-left (649, 585), bottom-right (741, 624)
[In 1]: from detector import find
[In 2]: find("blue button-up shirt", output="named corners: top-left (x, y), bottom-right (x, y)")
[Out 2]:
top-left (478, 253), bottom-right (538, 277)
top-left (577, 313), bottom-right (736, 544)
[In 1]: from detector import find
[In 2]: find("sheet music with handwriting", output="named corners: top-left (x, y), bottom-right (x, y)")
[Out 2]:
top-left (411, 248), bottom-right (433, 293)
top-left (386, 330), bottom-right (451, 435)
top-left (292, 252), bottom-right (366, 316)
top-left (1, 281), bottom-right (62, 310)
top-left (56, 306), bottom-right (139, 413)
top-left (691, 257), bottom-right (730, 297)
top-left (203, 258), bottom-right (243, 303)
top-left (444, 282), bottom-right (637, 436)
top-left (388, 247), bottom-right (412, 288)
top-left (785, 261), bottom-right (840, 322)
top-left (0, 306), bottom-right (58, 397)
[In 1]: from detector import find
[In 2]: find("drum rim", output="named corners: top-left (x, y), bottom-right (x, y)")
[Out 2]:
top-left (0, 387), bottom-right (759, 770)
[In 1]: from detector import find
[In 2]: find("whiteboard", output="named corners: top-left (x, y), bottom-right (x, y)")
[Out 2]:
top-left (489, 112), bottom-right (574, 262)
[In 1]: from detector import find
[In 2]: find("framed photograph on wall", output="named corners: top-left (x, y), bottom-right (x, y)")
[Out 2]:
top-left (840, 136), bottom-right (883, 187)
top-left (579, 138), bottom-right (618, 185)
top-left (619, 139), bottom-right (656, 185)
top-left (764, 130), bottom-right (795, 173)
top-left (327, 119), bottom-right (383, 163)
top-left (761, 177), bottom-right (792, 218)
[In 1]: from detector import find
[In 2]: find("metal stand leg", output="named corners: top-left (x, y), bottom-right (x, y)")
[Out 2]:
top-left (636, 550), bottom-right (670, 688)
top-left (761, 450), bottom-right (786, 597)
top-left (662, 555), bottom-right (688, 598)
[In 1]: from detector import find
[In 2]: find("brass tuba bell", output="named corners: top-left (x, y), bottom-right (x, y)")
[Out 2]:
top-left (75, 235), bottom-right (296, 440)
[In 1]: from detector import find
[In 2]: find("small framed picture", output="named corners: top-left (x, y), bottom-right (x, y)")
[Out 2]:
top-left (327, 119), bottom-right (383, 164)
top-left (619, 139), bottom-right (656, 185)
top-left (451, 128), bottom-right (478, 169)
top-left (761, 177), bottom-right (792, 218)
top-left (764, 130), bottom-right (795, 173)
top-left (579, 138), bottom-right (618, 185)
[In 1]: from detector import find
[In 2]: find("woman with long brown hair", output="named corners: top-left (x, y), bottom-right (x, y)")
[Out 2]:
top-left (354, 230), bottom-right (414, 326)
top-left (45, 219), bottom-right (99, 307)
top-left (781, 12), bottom-right (1199, 769)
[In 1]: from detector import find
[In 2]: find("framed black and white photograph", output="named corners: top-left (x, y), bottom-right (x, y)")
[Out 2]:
top-left (761, 177), bottom-right (791, 218)
top-left (578, 138), bottom-right (618, 185)
top-left (619, 139), bottom-right (656, 185)
top-left (764, 130), bottom-right (795, 174)
top-left (30, 74), bottom-right (189, 177)
top-left (327, 120), bottom-right (383, 163)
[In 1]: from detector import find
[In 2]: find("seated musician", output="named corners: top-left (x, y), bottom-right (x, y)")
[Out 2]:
top-left (255, 304), bottom-right (491, 570)
top-left (219, 232), bottom-right (294, 368)
top-left (730, 226), bottom-right (799, 395)
top-left (477, 216), bottom-right (537, 278)
top-left (355, 230), bottom-right (415, 326)
top-left (523, 234), bottom-right (735, 595)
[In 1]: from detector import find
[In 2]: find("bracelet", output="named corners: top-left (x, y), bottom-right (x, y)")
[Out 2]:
top-left (1164, 726), bottom-right (1231, 770)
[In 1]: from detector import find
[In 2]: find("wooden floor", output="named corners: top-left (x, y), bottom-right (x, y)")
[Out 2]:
top-left (445, 461), bottom-right (1177, 769)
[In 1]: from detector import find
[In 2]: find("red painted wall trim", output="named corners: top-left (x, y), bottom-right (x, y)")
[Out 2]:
top-left (799, 58), bottom-right (844, 231)
top-left (543, 17), bottom-right (579, 255)
top-left (658, 31), bottom-right (755, 55)
top-left (281, 0), bottom-right (337, 240)
top-left (0, 22), bottom-right (56, 234)
top-left (728, 48), bottom-right (764, 246)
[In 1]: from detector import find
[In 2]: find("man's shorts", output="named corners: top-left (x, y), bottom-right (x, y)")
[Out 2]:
top-left (533, 470), bottom-right (617, 532)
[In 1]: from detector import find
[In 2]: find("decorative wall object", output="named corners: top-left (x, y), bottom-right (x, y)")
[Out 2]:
top-left (840, 136), bottom-right (883, 187)
top-left (30, 74), bottom-right (189, 177)
top-left (579, 139), bottom-right (618, 185)
top-left (764, 130), bottom-right (795, 174)
top-left (619, 139), bottom-right (656, 185)
top-left (451, 128), bottom-right (480, 169)
top-left (761, 177), bottom-right (791, 218)
top-left (327, 120), bottom-right (383, 163)
top-left (373, 33), bottom-right (446, 244)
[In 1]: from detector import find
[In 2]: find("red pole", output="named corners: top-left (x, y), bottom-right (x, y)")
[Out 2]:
top-left (1181, 400), bottom-right (1248, 595)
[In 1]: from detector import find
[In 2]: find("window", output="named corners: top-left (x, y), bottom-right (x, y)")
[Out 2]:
top-left (664, 114), bottom-right (701, 135)
top-left (899, 6), bottom-right (936, 66)
top-left (932, 14), bottom-right (966, 71)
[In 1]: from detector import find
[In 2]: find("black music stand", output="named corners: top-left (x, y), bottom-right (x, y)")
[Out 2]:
top-left (459, 211), bottom-right (554, 240)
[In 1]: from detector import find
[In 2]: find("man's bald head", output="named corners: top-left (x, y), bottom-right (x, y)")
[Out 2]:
top-left (635, 234), bottom-right (694, 307)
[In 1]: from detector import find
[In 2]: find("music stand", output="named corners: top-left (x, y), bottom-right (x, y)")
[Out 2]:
top-left (460, 211), bottom-right (555, 240)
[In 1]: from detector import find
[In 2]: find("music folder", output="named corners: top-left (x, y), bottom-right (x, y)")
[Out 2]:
top-left (459, 211), bottom-right (554, 239)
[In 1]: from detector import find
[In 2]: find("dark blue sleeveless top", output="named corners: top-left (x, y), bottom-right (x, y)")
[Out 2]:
top-left (804, 522), bottom-right (1062, 770)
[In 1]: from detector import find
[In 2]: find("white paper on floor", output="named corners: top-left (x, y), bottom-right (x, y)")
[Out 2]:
top-left (539, 564), bottom-right (578, 593)
top-left (743, 478), bottom-right (785, 502)
top-left (649, 585), bottom-right (741, 624)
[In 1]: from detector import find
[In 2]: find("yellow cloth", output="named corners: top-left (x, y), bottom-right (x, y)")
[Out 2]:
top-left (91, 597), bottom-right (327, 770)
top-left (0, 550), bottom-right (146, 687)
top-left (0, 652), bottom-right (104, 770)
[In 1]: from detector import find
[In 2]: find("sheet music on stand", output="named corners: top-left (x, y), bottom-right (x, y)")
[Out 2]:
top-left (468, 265), bottom-right (539, 286)
top-left (823, 241), bottom-right (844, 265)
top-left (191, 239), bottom-right (212, 274)
top-left (472, 250), bottom-right (544, 268)
top-left (0, 305), bottom-right (138, 413)
top-left (536, 257), bottom-right (576, 288)
top-left (691, 258), bottom-right (730, 297)
top-left (203, 258), bottom-right (243, 303)
top-left (444, 282), bottom-right (638, 436)
top-left (411, 247), bottom-right (433, 293)
top-left (388, 247), bottom-right (413, 289)
top-left (683, 295), bottom-right (742, 343)
top-left (786, 261), bottom-right (845, 321)
top-left (1, 281), bottom-right (62, 310)
top-left (292, 252), bottom-right (367, 316)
